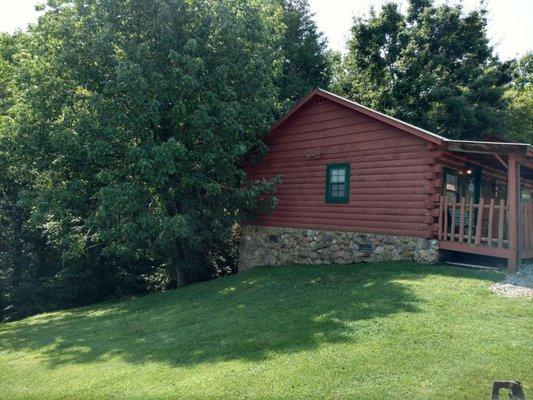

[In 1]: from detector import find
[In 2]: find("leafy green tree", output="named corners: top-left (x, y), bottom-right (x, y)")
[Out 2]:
top-left (0, 33), bottom-right (34, 319)
top-left (0, 0), bottom-right (284, 319)
top-left (510, 52), bottom-right (533, 90)
top-left (331, 0), bottom-right (512, 140)
top-left (505, 87), bottom-right (533, 143)
top-left (278, 0), bottom-right (331, 108)
top-left (504, 53), bottom-right (533, 143)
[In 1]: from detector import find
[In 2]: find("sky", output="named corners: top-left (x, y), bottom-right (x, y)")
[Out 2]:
top-left (1, 0), bottom-right (532, 60)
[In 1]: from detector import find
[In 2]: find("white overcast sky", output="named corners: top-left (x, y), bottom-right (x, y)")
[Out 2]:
top-left (1, 0), bottom-right (532, 60)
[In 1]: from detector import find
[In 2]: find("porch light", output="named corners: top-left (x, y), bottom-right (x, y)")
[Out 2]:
top-left (466, 169), bottom-right (473, 175)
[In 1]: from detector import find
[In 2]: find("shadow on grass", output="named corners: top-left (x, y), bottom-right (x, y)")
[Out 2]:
top-left (0, 262), bottom-right (499, 368)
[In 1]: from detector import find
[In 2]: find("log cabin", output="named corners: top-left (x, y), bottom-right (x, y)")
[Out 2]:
top-left (239, 88), bottom-right (533, 272)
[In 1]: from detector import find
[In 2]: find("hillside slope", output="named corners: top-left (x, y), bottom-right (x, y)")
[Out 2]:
top-left (0, 263), bottom-right (531, 399)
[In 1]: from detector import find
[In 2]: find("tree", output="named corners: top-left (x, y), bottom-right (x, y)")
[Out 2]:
top-left (0, 0), bottom-right (283, 319)
top-left (277, 0), bottom-right (331, 109)
top-left (331, 0), bottom-right (512, 140)
top-left (504, 53), bottom-right (533, 143)
top-left (510, 52), bottom-right (533, 90)
top-left (0, 32), bottom-right (41, 320)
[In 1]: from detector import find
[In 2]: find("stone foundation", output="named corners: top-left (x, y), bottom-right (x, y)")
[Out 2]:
top-left (238, 225), bottom-right (439, 271)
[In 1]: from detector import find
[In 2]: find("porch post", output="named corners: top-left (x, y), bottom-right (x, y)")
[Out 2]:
top-left (507, 154), bottom-right (519, 272)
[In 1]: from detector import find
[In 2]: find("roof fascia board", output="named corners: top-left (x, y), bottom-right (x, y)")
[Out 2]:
top-left (446, 141), bottom-right (531, 156)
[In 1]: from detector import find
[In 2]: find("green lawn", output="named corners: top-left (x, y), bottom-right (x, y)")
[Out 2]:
top-left (0, 263), bottom-right (531, 400)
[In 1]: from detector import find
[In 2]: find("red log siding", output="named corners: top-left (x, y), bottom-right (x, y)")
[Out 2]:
top-left (246, 98), bottom-right (436, 238)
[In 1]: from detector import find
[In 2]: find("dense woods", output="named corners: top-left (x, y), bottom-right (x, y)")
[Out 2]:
top-left (0, 0), bottom-right (530, 320)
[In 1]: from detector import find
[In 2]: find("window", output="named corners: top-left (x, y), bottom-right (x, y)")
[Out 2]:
top-left (326, 163), bottom-right (350, 203)
top-left (522, 186), bottom-right (532, 202)
top-left (443, 166), bottom-right (482, 204)
top-left (443, 168), bottom-right (459, 202)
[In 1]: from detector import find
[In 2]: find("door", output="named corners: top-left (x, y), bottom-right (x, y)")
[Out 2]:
top-left (443, 166), bottom-right (482, 230)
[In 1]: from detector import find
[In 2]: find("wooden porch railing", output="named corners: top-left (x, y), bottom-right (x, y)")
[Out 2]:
top-left (438, 196), bottom-right (509, 248)
top-left (521, 202), bottom-right (533, 251)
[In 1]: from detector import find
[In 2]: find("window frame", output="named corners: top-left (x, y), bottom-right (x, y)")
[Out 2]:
top-left (325, 163), bottom-right (350, 204)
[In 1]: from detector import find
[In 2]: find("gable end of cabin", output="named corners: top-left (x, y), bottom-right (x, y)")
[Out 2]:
top-left (239, 91), bottom-right (441, 270)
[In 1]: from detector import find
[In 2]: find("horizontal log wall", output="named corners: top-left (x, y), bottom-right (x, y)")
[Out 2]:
top-left (246, 98), bottom-right (435, 237)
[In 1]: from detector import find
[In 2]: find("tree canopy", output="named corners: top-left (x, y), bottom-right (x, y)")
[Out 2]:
top-left (331, 0), bottom-right (513, 140)
top-left (0, 0), bottom-right (332, 320)
top-left (277, 0), bottom-right (331, 109)
top-left (504, 53), bottom-right (533, 143)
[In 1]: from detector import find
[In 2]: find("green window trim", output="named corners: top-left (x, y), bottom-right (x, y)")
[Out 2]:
top-left (325, 163), bottom-right (350, 203)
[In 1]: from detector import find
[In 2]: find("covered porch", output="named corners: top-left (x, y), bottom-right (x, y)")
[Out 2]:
top-left (436, 140), bottom-right (533, 272)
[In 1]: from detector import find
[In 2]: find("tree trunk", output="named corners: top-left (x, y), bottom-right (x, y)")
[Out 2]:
top-left (170, 240), bottom-right (186, 288)
top-left (162, 195), bottom-right (186, 287)
top-left (10, 207), bottom-right (24, 289)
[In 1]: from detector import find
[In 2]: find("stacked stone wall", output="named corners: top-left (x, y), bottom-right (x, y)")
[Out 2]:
top-left (239, 225), bottom-right (439, 271)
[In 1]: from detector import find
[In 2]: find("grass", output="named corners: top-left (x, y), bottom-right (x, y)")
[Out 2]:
top-left (0, 262), bottom-right (531, 400)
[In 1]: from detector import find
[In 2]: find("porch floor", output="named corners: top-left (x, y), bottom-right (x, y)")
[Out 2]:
top-left (438, 240), bottom-right (511, 259)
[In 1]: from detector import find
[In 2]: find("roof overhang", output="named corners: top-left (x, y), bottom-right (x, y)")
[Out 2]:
top-left (446, 140), bottom-right (532, 156)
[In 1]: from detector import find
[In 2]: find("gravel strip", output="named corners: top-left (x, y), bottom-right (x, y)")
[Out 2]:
top-left (490, 265), bottom-right (533, 298)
